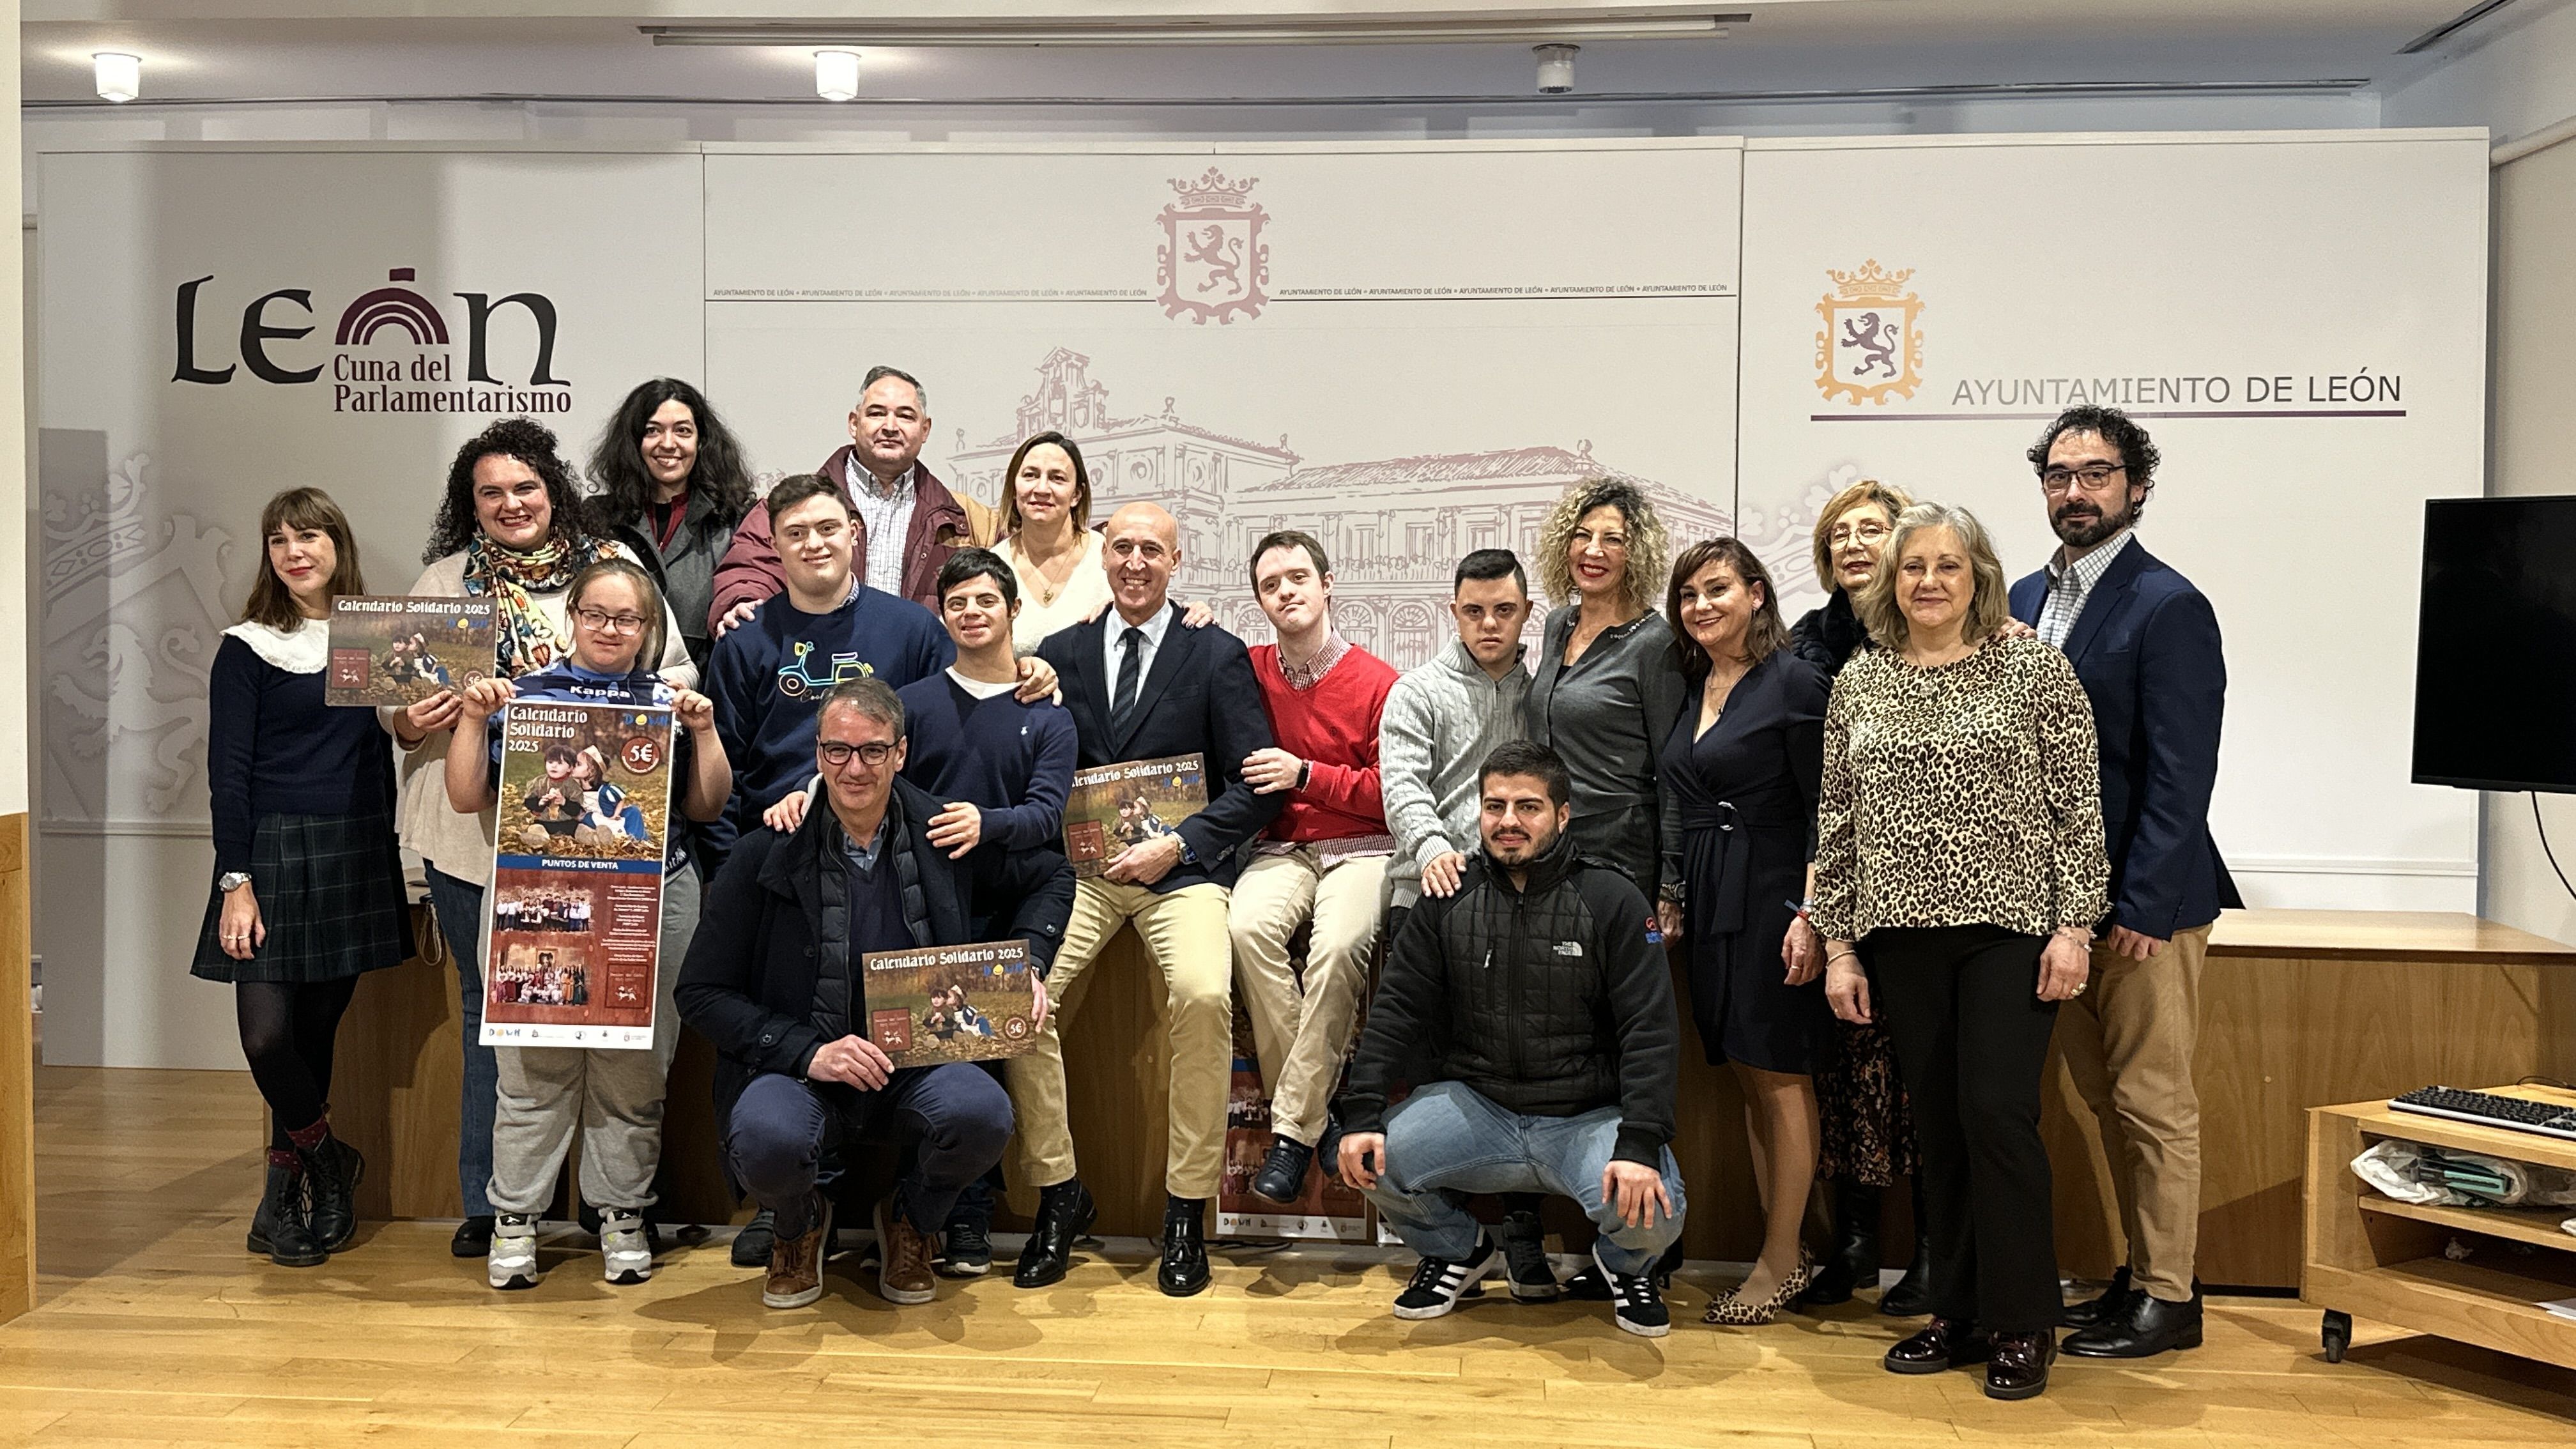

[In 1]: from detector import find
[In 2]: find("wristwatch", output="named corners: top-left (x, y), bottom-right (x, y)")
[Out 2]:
top-left (218, 871), bottom-right (253, 893)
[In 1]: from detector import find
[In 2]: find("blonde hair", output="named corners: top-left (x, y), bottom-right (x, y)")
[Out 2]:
top-left (1808, 479), bottom-right (1914, 595)
top-left (1536, 478), bottom-right (1669, 618)
top-left (1853, 502), bottom-right (2010, 651)
top-left (564, 558), bottom-right (667, 674)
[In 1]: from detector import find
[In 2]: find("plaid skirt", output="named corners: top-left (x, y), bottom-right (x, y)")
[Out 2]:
top-left (191, 810), bottom-right (415, 984)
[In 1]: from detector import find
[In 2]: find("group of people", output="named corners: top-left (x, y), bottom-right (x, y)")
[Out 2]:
top-left (194, 362), bottom-right (2227, 1400)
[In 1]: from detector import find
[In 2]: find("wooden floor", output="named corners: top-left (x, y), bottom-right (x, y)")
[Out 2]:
top-left (3, 1067), bottom-right (2572, 1448)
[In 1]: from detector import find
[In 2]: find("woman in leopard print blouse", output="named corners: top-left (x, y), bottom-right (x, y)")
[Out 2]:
top-left (1811, 502), bottom-right (2108, 1402)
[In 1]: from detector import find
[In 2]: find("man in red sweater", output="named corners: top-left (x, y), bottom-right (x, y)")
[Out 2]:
top-left (1229, 528), bottom-right (1400, 1205)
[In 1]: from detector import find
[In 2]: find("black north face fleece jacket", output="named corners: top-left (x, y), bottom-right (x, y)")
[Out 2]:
top-left (1337, 832), bottom-right (1680, 1165)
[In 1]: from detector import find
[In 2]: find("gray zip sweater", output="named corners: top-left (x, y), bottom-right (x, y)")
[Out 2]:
top-left (1379, 638), bottom-right (1531, 908)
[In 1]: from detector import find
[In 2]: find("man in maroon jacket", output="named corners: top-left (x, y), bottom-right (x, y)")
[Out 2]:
top-left (709, 366), bottom-right (999, 634)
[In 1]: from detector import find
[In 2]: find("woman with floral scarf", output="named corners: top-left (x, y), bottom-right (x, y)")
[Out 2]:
top-left (381, 417), bottom-right (694, 1257)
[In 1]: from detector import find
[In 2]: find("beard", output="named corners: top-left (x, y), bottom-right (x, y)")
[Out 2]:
top-left (2051, 495), bottom-right (2135, 549)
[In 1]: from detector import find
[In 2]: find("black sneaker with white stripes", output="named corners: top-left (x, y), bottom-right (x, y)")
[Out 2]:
top-left (1591, 1241), bottom-right (1671, 1338)
top-left (1392, 1236), bottom-right (1503, 1321)
top-left (1498, 1210), bottom-right (1561, 1302)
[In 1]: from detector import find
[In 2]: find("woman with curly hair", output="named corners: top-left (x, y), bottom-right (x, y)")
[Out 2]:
top-left (383, 416), bottom-right (694, 1257)
top-left (588, 378), bottom-right (756, 669)
top-left (1524, 477), bottom-right (1688, 905)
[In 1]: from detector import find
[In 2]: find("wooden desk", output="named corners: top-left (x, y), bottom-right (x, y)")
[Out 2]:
top-left (2043, 909), bottom-right (2576, 1289)
top-left (328, 906), bottom-right (2576, 1282)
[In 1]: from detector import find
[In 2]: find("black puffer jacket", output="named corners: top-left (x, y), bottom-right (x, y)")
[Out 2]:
top-left (675, 774), bottom-right (1075, 1130)
top-left (1338, 832), bottom-right (1679, 1165)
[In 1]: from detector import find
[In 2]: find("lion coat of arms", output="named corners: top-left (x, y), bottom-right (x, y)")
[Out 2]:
top-left (1814, 260), bottom-right (1924, 405)
top-left (1158, 169), bottom-right (1269, 325)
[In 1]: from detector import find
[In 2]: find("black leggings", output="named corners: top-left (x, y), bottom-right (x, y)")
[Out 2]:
top-left (236, 979), bottom-right (359, 1151)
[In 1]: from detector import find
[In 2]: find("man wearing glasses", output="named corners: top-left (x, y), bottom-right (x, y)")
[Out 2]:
top-left (677, 677), bottom-right (1073, 1312)
top-left (2007, 405), bottom-right (2228, 1359)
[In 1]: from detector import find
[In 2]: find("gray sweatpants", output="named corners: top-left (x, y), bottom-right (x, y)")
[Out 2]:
top-left (486, 865), bottom-right (700, 1215)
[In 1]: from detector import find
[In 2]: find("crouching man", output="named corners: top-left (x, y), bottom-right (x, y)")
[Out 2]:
top-left (677, 677), bottom-right (1073, 1310)
top-left (1335, 740), bottom-right (1687, 1338)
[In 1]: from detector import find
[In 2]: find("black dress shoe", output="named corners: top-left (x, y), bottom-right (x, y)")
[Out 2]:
top-left (1878, 1236), bottom-right (1933, 1317)
top-left (1984, 1330), bottom-right (2057, 1400)
top-left (732, 1208), bottom-right (778, 1268)
top-left (1250, 1138), bottom-right (1314, 1205)
top-left (1882, 1316), bottom-right (1991, 1375)
top-left (1802, 1179), bottom-right (1881, 1308)
top-left (2065, 1282), bottom-right (2204, 1358)
top-left (1013, 1180), bottom-right (1097, 1290)
top-left (2062, 1264), bottom-right (2136, 1329)
top-left (1159, 1195), bottom-right (1212, 1297)
top-left (450, 1215), bottom-right (494, 1259)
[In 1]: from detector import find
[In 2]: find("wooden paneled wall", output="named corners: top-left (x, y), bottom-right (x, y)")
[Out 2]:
top-left (2, 815), bottom-right (34, 1323)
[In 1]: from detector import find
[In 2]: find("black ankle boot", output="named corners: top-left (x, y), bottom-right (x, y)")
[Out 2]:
top-left (1802, 1179), bottom-right (1882, 1307)
top-left (247, 1154), bottom-right (327, 1268)
top-left (297, 1133), bottom-right (365, 1253)
top-left (1879, 1177), bottom-right (1933, 1317)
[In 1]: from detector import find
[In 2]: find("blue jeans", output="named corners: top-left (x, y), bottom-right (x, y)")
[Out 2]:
top-left (726, 1066), bottom-right (1013, 1238)
top-left (1361, 1080), bottom-right (1687, 1275)
top-left (425, 865), bottom-right (496, 1218)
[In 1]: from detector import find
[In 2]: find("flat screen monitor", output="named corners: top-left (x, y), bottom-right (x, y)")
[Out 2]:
top-left (2414, 495), bottom-right (2576, 793)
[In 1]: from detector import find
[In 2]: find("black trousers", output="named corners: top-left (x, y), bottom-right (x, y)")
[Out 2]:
top-left (1867, 924), bottom-right (2064, 1333)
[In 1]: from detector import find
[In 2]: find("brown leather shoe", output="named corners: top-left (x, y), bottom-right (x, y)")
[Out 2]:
top-left (1882, 1316), bottom-right (1991, 1374)
top-left (875, 1197), bottom-right (938, 1306)
top-left (1984, 1330), bottom-right (2057, 1400)
top-left (762, 1196), bottom-right (832, 1309)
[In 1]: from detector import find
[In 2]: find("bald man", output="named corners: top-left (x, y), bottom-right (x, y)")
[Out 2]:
top-left (1010, 502), bottom-right (1283, 1297)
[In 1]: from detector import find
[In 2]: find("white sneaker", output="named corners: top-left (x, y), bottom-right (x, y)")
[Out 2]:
top-left (600, 1209), bottom-right (652, 1285)
top-left (488, 1213), bottom-right (540, 1290)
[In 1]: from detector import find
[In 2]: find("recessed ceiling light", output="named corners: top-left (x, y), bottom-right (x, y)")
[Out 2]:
top-left (815, 49), bottom-right (860, 102)
top-left (94, 52), bottom-right (141, 104)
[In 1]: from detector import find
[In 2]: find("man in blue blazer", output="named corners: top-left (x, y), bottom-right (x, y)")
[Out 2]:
top-left (1008, 501), bottom-right (1284, 1298)
top-left (2009, 406), bottom-right (2227, 1360)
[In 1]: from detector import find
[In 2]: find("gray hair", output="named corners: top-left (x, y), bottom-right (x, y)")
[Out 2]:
top-left (861, 365), bottom-right (928, 413)
top-left (818, 676), bottom-right (905, 735)
top-left (1853, 501), bottom-right (2011, 650)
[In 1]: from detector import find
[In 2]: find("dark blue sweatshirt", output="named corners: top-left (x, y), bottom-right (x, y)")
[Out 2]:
top-left (707, 582), bottom-right (952, 813)
top-left (896, 672), bottom-right (1078, 852)
top-left (206, 632), bottom-right (396, 875)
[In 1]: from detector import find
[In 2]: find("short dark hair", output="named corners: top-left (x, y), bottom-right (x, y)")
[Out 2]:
top-left (861, 365), bottom-right (928, 412)
top-left (1454, 548), bottom-right (1528, 595)
top-left (1249, 529), bottom-right (1331, 589)
top-left (2028, 405), bottom-right (2161, 518)
top-left (937, 546), bottom-right (1018, 609)
top-left (424, 417), bottom-right (594, 563)
top-left (819, 677), bottom-right (904, 735)
top-left (765, 472), bottom-right (850, 524)
top-left (542, 744), bottom-right (579, 767)
top-left (1480, 740), bottom-right (1571, 809)
top-left (1666, 537), bottom-right (1791, 678)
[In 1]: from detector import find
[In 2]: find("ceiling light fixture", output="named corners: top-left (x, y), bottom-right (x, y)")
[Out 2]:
top-left (815, 49), bottom-right (860, 102)
top-left (645, 15), bottom-right (1745, 47)
top-left (1534, 44), bottom-right (1578, 94)
top-left (93, 52), bottom-right (141, 104)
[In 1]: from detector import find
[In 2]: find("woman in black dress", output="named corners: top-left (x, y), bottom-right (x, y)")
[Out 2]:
top-left (1788, 477), bottom-right (1933, 1315)
top-left (193, 487), bottom-right (413, 1267)
top-left (1661, 538), bottom-right (1832, 1325)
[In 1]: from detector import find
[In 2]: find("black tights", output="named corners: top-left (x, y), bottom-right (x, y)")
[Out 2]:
top-left (236, 979), bottom-right (359, 1151)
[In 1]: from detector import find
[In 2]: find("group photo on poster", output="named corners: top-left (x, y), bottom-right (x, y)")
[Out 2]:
top-left (483, 701), bottom-right (675, 1048)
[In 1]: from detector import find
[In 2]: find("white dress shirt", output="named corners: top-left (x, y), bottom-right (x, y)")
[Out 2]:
top-left (1101, 599), bottom-right (1176, 709)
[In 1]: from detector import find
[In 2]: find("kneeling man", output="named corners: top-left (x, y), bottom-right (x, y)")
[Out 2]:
top-left (678, 678), bottom-right (1073, 1310)
top-left (1336, 740), bottom-right (1686, 1338)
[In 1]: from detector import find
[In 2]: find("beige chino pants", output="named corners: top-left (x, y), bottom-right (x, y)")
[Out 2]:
top-left (2055, 922), bottom-right (2209, 1303)
top-left (1228, 849), bottom-right (1388, 1147)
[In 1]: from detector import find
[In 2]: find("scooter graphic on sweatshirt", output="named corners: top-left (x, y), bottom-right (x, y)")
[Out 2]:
top-left (776, 641), bottom-right (875, 699)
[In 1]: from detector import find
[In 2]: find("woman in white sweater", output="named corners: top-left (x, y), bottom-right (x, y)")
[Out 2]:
top-left (380, 417), bottom-right (692, 1256)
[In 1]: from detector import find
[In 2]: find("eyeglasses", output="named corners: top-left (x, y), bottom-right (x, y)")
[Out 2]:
top-left (1570, 530), bottom-right (1630, 553)
top-left (571, 608), bottom-right (647, 634)
top-left (818, 740), bottom-right (896, 769)
top-left (1827, 522), bottom-right (1890, 548)
top-left (2039, 463), bottom-right (2128, 494)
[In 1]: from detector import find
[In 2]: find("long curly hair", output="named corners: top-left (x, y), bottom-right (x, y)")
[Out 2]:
top-left (1535, 477), bottom-right (1669, 619)
top-left (586, 378), bottom-right (755, 533)
top-left (422, 417), bottom-right (595, 563)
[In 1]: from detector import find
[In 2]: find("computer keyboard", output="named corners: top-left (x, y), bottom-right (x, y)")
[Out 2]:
top-left (2389, 1086), bottom-right (2576, 1142)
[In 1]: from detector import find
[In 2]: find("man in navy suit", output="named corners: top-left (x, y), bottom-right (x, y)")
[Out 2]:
top-left (1008, 501), bottom-right (1284, 1298)
top-left (2008, 406), bottom-right (2226, 1360)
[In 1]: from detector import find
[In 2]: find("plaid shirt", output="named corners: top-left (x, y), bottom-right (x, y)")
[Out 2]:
top-left (2037, 529), bottom-right (2136, 650)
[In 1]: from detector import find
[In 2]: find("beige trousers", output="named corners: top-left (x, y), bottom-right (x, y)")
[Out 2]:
top-left (1228, 850), bottom-right (1388, 1147)
top-left (2057, 922), bottom-right (2209, 1303)
top-left (1005, 878), bottom-right (1233, 1200)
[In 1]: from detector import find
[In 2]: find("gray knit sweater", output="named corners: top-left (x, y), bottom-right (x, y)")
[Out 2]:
top-left (1378, 639), bottom-right (1531, 908)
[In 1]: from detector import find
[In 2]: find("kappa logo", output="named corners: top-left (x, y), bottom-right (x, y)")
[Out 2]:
top-left (1158, 168), bottom-right (1269, 325)
top-left (1814, 259), bottom-right (1925, 406)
